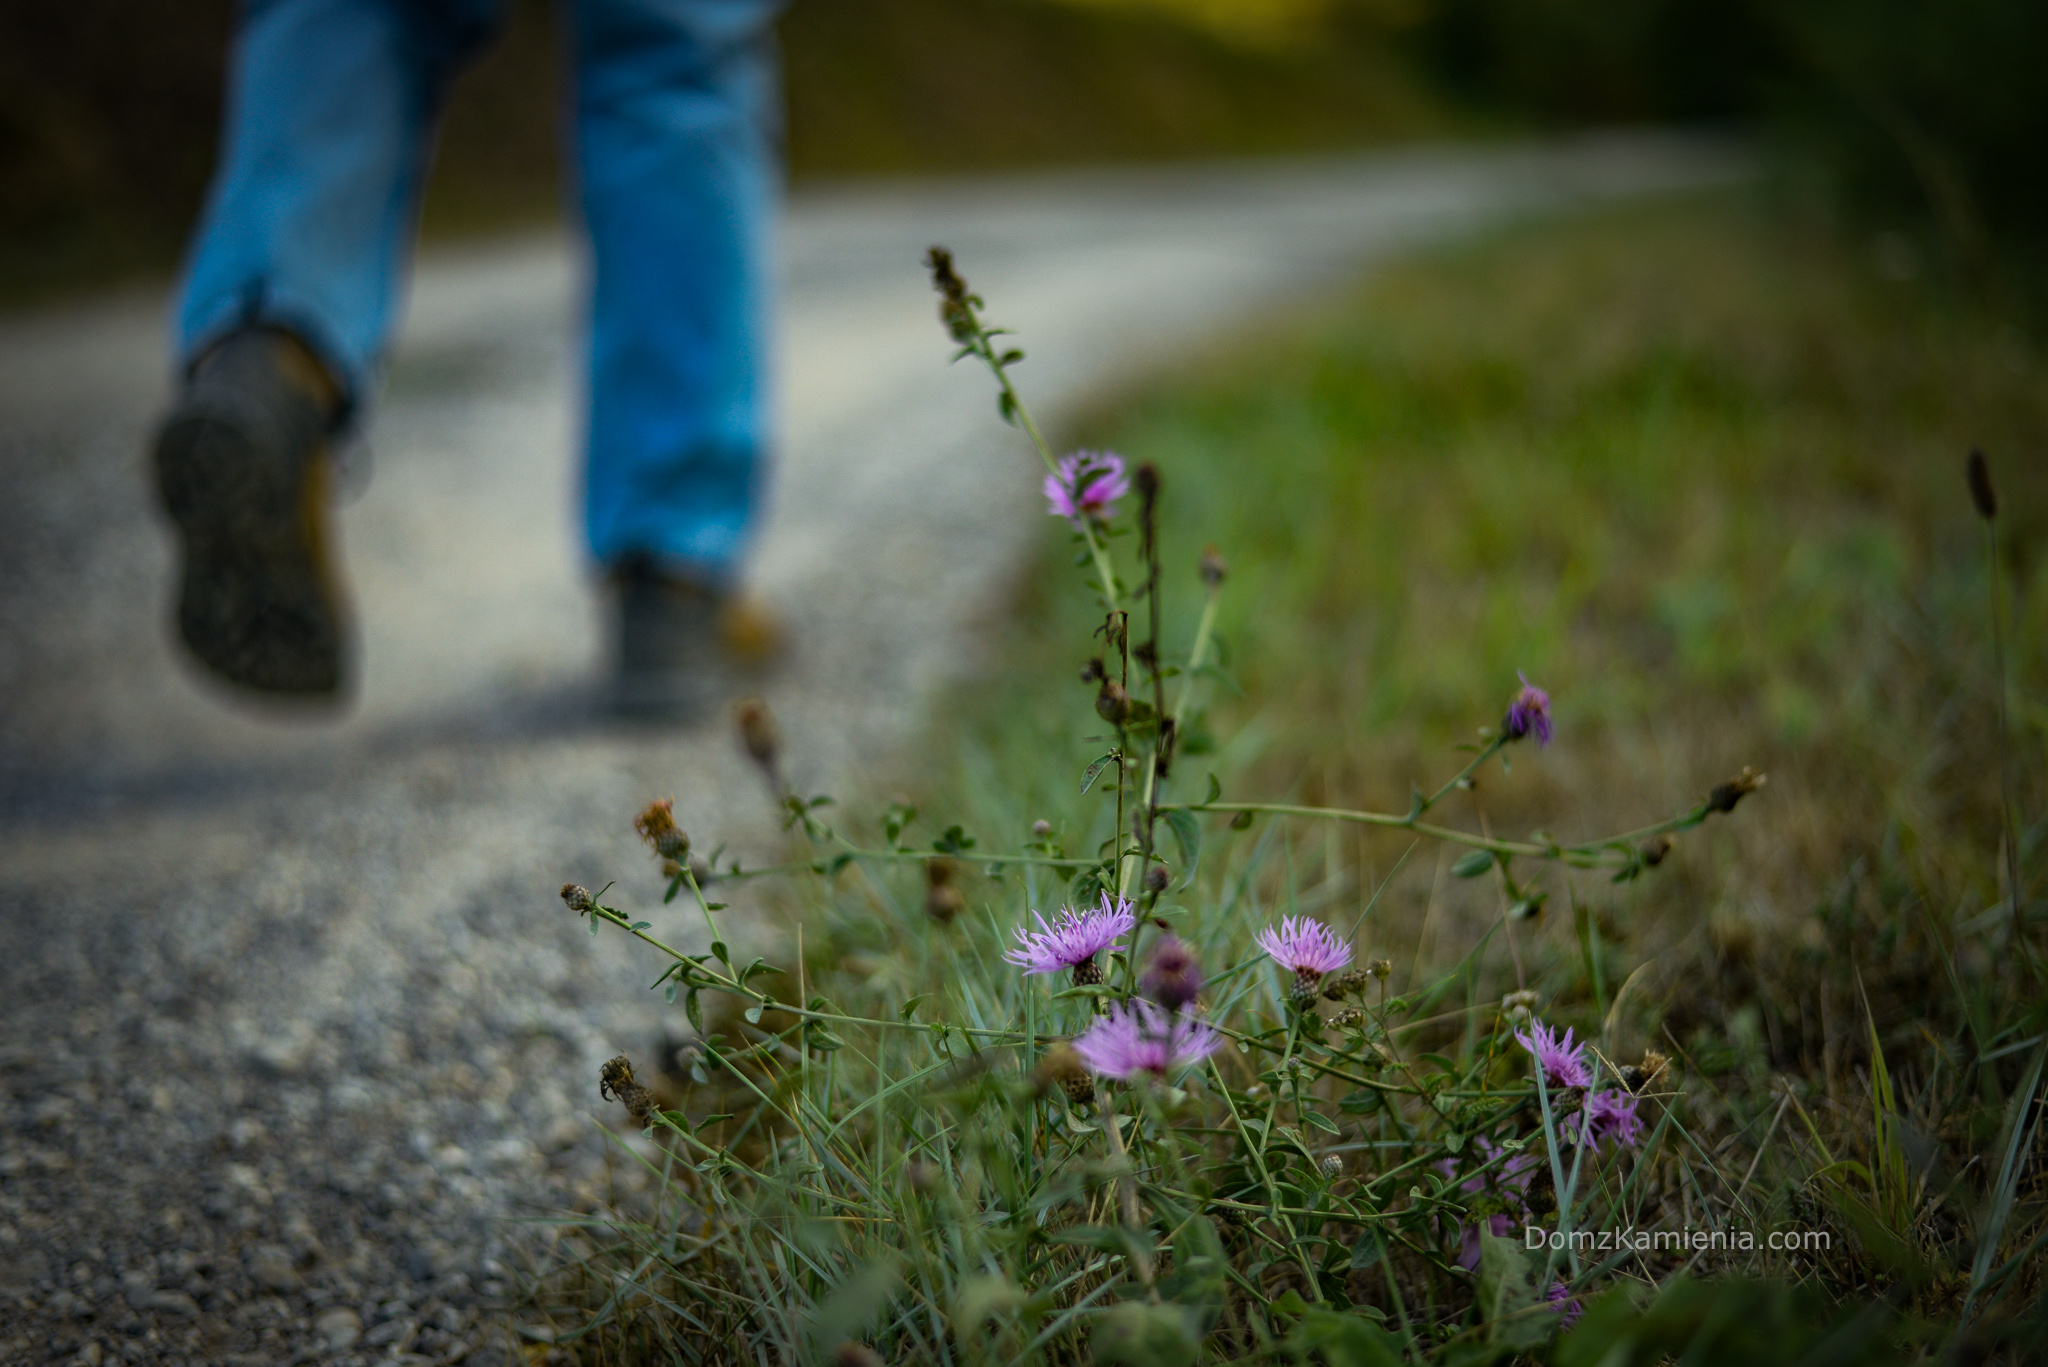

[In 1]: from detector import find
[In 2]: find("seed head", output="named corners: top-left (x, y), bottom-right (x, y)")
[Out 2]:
top-left (1320, 1154), bottom-right (1344, 1179)
top-left (1706, 766), bottom-right (1766, 814)
top-left (1330, 1007), bottom-right (1368, 1031)
top-left (598, 1055), bottom-right (657, 1127)
top-left (1199, 545), bottom-right (1228, 588)
top-left (1366, 958), bottom-right (1393, 979)
top-left (925, 245), bottom-right (977, 343)
top-left (1640, 834), bottom-right (1673, 867)
top-left (633, 799), bottom-right (689, 860)
top-left (1143, 864), bottom-right (1170, 895)
top-left (560, 883), bottom-right (595, 914)
top-left (1320, 968), bottom-right (1371, 1001)
top-left (1032, 819), bottom-right (1053, 839)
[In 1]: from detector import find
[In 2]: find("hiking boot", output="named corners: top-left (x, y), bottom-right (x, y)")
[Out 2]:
top-left (153, 328), bottom-right (349, 697)
top-left (611, 558), bottom-right (783, 719)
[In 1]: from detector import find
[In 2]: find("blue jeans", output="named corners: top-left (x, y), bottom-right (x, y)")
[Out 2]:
top-left (175, 0), bottom-right (782, 580)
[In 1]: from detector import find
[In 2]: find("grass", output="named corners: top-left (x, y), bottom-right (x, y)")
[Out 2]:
top-left (526, 195), bottom-right (2047, 1363)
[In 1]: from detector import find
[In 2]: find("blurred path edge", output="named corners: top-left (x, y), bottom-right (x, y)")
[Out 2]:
top-left (0, 133), bottom-right (1741, 1359)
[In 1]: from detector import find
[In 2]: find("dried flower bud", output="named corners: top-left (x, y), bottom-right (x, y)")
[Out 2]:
top-left (560, 883), bottom-right (595, 914)
top-left (1330, 1007), bottom-right (1368, 1031)
top-left (1034, 1042), bottom-right (1095, 1105)
top-left (1134, 462), bottom-right (1160, 500)
top-left (924, 858), bottom-right (965, 924)
top-left (1366, 959), bottom-right (1393, 980)
top-left (1321, 969), bottom-right (1371, 1002)
top-left (1639, 834), bottom-right (1673, 867)
top-left (1706, 766), bottom-right (1767, 814)
top-left (1144, 864), bottom-right (1170, 895)
top-left (1320, 1154), bottom-right (1344, 1179)
top-left (733, 696), bottom-right (779, 769)
top-left (1031, 819), bottom-right (1053, 839)
top-left (833, 1342), bottom-right (885, 1367)
top-left (1095, 679), bottom-right (1131, 726)
top-left (1619, 1048), bottom-right (1671, 1094)
top-left (598, 1055), bottom-right (657, 1127)
top-left (1080, 657), bottom-right (1106, 684)
top-left (1199, 545), bottom-right (1228, 588)
top-left (925, 246), bottom-right (977, 343)
top-left (1967, 448), bottom-right (1997, 520)
top-left (633, 798), bottom-right (689, 860)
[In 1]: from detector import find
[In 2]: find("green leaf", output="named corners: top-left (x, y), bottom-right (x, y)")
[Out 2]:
top-left (1080, 750), bottom-right (1120, 795)
top-left (1452, 849), bottom-right (1496, 878)
top-left (711, 940), bottom-right (730, 964)
top-left (1092, 1302), bottom-right (1201, 1367)
top-left (1349, 1231), bottom-right (1384, 1272)
top-left (664, 982), bottom-right (678, 1004)
top-left (1162, 808), bottom-right (1201, 887)
top-left (897, 995), bottom-right (927, 1022)
top-left (1052, 983), bottom-right (1114, 1001)
top-left (1229, 810), bottom-right (1254, 831)
top-left (629, 921), bottom-right (652, 932)
top-left (1339, 1088), bottom-right (1383, 1115)
top-left (1303, 1109), bottom-right (1341, 1135)
top-left (685, 988), bottom-right (704, 1034)
top-left (1204, 772), bottom-right (1222, 804)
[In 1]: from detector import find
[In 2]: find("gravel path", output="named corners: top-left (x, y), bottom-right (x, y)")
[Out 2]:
top-left (0, 134), bottom-right (1740, 1365)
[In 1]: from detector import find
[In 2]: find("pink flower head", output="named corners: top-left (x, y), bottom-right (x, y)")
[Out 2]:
top-left (1547, 1281), bottom-right (1584, 1328)
top-left (1439, 1136), bottom-right (1542, 1268)
top-left (1578, 1088), bottom-right (1643, 1150)
top-left (1514, 1019), bottom-right (1591, 1091)
top-left (1257, 915), bottom-right (1354, 1006)
top-left (1071, 999), bottom-right (1221, 1081)
top-left (1503, 672), bottom-right (1553, 746)
top-left (1044, 450), bottom-right (1129, 524)
top-left (1003, 892), bottom-right (1136, 984)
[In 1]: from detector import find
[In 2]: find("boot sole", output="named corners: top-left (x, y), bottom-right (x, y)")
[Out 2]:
top-left (155, 407), bottom-right (348, 697)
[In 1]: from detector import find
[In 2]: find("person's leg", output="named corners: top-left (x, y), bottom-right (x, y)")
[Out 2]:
top-left (176, 0), bottom-right (505, 405)
top-left (567, 0), bottom-right (785, 585)
top-left (160, 0), bottom-right (503, 697)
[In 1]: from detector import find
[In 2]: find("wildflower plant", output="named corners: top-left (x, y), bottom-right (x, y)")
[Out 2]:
top-left (536, 246), bottom-right (1822, 1365)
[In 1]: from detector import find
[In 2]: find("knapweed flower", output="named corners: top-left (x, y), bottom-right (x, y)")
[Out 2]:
top-left (1044, 450), bottom-right (1129, 524)
top-left (1578, 1088), bottom-right (1643, 1149)
top-left (1004, 893), bottom-right (1136, 984)
top-left (1515, 1018), bottom-right (1591, 1091)
top-left (1439, 1137), bottom-right (1542, 1268)
top-left (1141, 936), bottom-right (1203, 1011)
top-left (1255, 915), bottom-right (1353, 1005)
top-left (1547, 1281), bottom-right (1584, 1328)
top-left (1071, 999), bottom-right (1221, 1081)
top-left (1502, 673), bottom-right (1553, 746)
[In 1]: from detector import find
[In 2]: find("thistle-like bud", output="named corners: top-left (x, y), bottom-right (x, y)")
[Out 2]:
top-left (1142, 936), bottom-right (1203, 1011)
top-left (560, 883), bottom-right (595, 914)
top-left (1967, 448), bottom-right (1997, 520)
top-left (1031, 819), bottom-right (1053, 839)
top-left (1320, 1154), bottom-right (1344, 1180)
top-left (1330, 1007), bottom-right (1368, 1031)
top-left (1321, 968), bottom-right (1371, 1002)
top-left (633, 798), bottom-right (689, 860)
top-left (1144, 864), bottom-right (1170, 895)
top-left (1365, 959), bottom-right (1393, 980)
top-left (925, 245), bottom-right (977, 344)
top-left (1639, 834), bottom-right (1673, 867)
top-left (924, 858), bottom-right (965, 925)
top-left (1619, 1048), bottom-right (1671, 1094)
top-left (1706, 767), bottom-right (1766, 814)
top-left (733, 696), bottom-right (779, 769)
top-left (1199, 545), bottom-right (1228, 588)
top-left (1034, 1042), bottom-right (1095, 1106)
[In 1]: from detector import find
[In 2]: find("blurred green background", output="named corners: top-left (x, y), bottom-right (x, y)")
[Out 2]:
top-left (3, 0), bottom-right (2043, 308)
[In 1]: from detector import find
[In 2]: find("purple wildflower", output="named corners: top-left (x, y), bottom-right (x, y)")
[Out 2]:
top-left (1044, 450), bottom-right (1129, 524)
top-left (1142, 936), bottom-right (1204, 1012)
top-left (1071, 999), bottom-right (1222, 1081)
top-left (1439, 1137), bottom-right (1542, 1268)
top-left (1515, 1019), bottom-right (1591, 1091)
top-left (1003, 893), bottom-right (1135, 984)
top-left (1578, 1088), bottom-right (1643, 1150)
top-left (1547, 1282), bottom-right (1583, 1329)
top-left (1256, 916), bottom-right (1353, 1004)
top-left (1502, 672), bottom-right (1553, 746)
